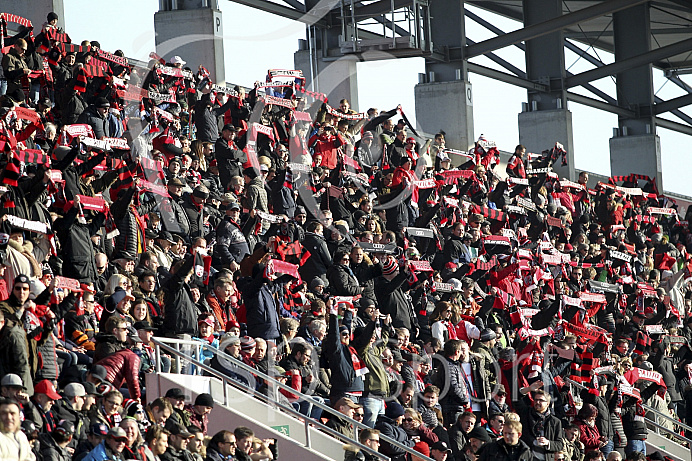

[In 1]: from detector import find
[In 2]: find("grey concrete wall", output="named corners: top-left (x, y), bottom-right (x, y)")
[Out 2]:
top-left (609, 134), bottom-right (663, 192)
top-left (518, 109), bottom-right (576, 181)
top-left (0, 0), bottom-right (65, 33)
top-left (295, 50), bottom-right (360, 110)
top-left (414, 80), bottom-right (474, 152)
top-left (154, 8), bottom-right (225, 84)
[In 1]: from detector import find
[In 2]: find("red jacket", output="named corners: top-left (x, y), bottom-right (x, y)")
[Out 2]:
top-left (575, 419), bottom-right (602, 452)
top-left (96, 349), bottom-right (142, 400)
top-left (308, 132), bottom-right (345, 169)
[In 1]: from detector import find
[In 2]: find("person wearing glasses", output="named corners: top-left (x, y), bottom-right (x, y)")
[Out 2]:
top-left (518, 389), bottom-right (564, 461)
top-left (206, 430), bottom-right (237, 461)
top-left (343, 428), bottom-right (381, 461)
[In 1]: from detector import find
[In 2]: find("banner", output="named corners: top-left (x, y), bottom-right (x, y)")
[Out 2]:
top-left (6, 215), bottom-right (48, 234)
top-left (623, 368), bottom-right (666, 388)
top-left (442, 149), bottom-right (474, 162)
top-left (359, 242), bottom-right (398, 254)
top-left (440, 169), bottom-right (475, 185)
top-left (579, 292), bottom-right (607, 303)
top-left (409, 260), bottom-right (433, 272)
top-left (516, 196), bottom-right (537, 212)
top-left (270, 259), bottom-right (299, 278)
top-left (648, 207), bottom-right (677, 216)
top-left (76, 195), bottom-right (106, 212)
top-left (263, 95), bottom-right (294, 109)
top-left (526, 167), bottom-right (552, 175)
top-left (610, 250), bottom-right (632, 263)
top-left (588, 280), bottom-right (621, 294)
top-left (139, 180), bottom-right (169, 197)
top-left (413, 178), bottom-right (437, 189)
top-left (433, 282), bottom-right (453, 293)
top-left (256, 210), bottom-right (282, 223)
top-left (405, 227), bottom-right (434, 239)
top-left (14, 107), bottom-right (43, 127)
top-left (507, 177), bottom-right (529, 186)
top-left (288, 162), bottom-right (311, 173)
top-left (54, 276), bottom-right (82, 291)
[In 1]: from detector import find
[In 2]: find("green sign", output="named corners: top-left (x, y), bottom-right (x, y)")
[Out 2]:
top-left (271, 425), bottom-right (290, 437)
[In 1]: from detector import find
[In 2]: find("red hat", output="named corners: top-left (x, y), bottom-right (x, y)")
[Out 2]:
top-left (406, 137), bottom-right (415, 144)
top-left (198, 316), bottom-right (215, 328)
top-left (382, 258), bottom-right (398, 276)
top-left (413, 441), bottom-right (430, 457)
top-left (34, 379), bottom-right (61, 400)
top-left (225, 319), bottom-right (240, 331)
top-left (209, 159), bottom-right (218, 167)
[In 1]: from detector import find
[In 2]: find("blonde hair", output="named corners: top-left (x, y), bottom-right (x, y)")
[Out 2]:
top-left (104, 274), bottom-right (129, 296)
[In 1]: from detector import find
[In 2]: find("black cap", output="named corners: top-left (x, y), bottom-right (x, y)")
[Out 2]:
top-left (194, 393), bottom-right (214, 408)
top-left (167, 422), bottom-right (193, 438)
top-left (157, 231), bottom-right (176, 244)
top-left (47, 12), bottom-right (59, 22)
top-left (243, 167), bottom-right (258, 179)
top-left (94, 97), bottom-right (110, 109)
top-left (468, 426), bottom-right (492, 443)
top-left (134, 320), bottom-right (155, 331)
top-left (165, 388), bottom-right (186, 400)
top-left (54, 419), bottom-right (75, 437)
top-left (88, 364), bottom-right (108, 382)
top-left (430, 441), bottom-right (452, 453)
top-left (391, 349), bottom-right (407, 363)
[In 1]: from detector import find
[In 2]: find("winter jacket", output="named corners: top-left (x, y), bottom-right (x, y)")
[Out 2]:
top-left (215, 137), bottom-right (246, 188)
top-left (353, 320), bottom-right (391, 397)
top-left (212, 216), bottom-right (249, 267)
top-left (95, 348), bottom-right (142, 400)
top-left (434, 356), bottom-right (469, 417)
top-left (62, 90), bottom-right (87, 124)
top-left (327, 264), bottom-right (363, 297)
top-left (574, 419), bottom-right (601, 453)
top-left (111, 187), bottom-right (157, 259)
top-left (324, 312), bottom-right (364, 397)
top-left (478, 439), bottom-right (533, 461)
top-left (38, 432), bottom-right (71, 461)
top-left (326, 414), bottom-right (355, 439)
top-left (374, 272), bottom-right (418, 332)
top-left (0, 429), bottom-right (35, 461)
top-left (243, 177), bottom-right (268, 213)
top-left (374, 415), bottom-right (415, 461)
top-left (54, 203), bottom-right (105, 283)
top-left (193, 97), bottom-right (235, 143)
top-left (208, 353), bottom-right (254, 388)
top-left (1, 48), bottom-right (28, 98)
top-left (162, 255), bottom-right (199, 336)
top-left (238, 272), bottom-right (291, 341)
top-left (0, 317), bottom-right (33, 396)
top-left (93, 334), bottom-right (127, 363)
top-left (580, 389), bottom-right (614, 446)
top-left (351, 260), bottom-right (381, 302)
top-left (518, 406), bottom-right (564, 457)
top-left (182, 194), bottom-right (206, 239)
top-left (308, 132), bottom-right (345, 170)
top-left (299, 232), bottom-right (332, 283)
top-left (77, 106), bottom-right (110, 139)
top-left (82, 440), bottom-right (124, 461)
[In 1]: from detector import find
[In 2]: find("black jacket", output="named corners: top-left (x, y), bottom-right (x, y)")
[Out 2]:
top-left (0, 318), bottom-right (32, 396)
top-left (159, 194), bottom-right (191, 237)
top-left (54, 204), bottom-right (105, 284)
top-left (478, 439), bottom-right (533, 461)
top-left (518, 406), bottom-right (564, 456)
top-left (323, 312), bottom-right (364, 397)
top-left (212, 216), bottom-right (250, 267)
top-left (77, 105), bottom-right (110, 139)
top-left (434, 356), bottom-right (468, 416)
top-left (38, 432), bottom-right (72, 461)
top-left (374, 271), bottom-right (418, 332)
top-left (111, 187), bottom-right (157, 259)
top-left (182, 194), bottom-right (206, 239)
top-left (351, 260), bottom-right (381, 302)
top-left (162, 255), bottom-right (199, 336)
top-left (327, 264), bottom-right (363, 297)
top-left (299, 232), bottom-right (332, 283)
top-left (193, 97), bottom-right (235, 143)
top-left (374, 415), bottom-right (415, 461)
top-left (214, 137), bottom-right (246, 188)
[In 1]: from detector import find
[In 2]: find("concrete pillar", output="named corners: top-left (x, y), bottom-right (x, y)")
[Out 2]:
top-left (609, 134), bottom-right (662, 190)
top-left (414, 80), bottom-right (474, 152)
top-left (0, 0), bottom-right (65, 33)
top-left (518, 109), bottom-right (575, 181)
top-left (154, 7), bottom-right (225, 83)
top-left (294, 50), bottom-right (359, 111)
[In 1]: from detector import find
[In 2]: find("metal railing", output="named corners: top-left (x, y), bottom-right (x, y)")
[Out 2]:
top-left (153, 337), bottom-right (436, 461)
top-left (567, 378), bottom-right (692, 460)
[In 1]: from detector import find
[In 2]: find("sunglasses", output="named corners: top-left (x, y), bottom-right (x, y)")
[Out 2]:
top-left (354, 413), bottom-right (364, 418)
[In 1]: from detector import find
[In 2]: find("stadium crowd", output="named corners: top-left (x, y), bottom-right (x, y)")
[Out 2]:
top-left (0, 8), bottom-right (692, 461)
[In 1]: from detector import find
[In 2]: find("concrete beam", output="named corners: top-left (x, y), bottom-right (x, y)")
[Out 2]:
top-left (566, 37), bottom-right (692, 88)
top-left (464, 0), bottom-right (648, 59)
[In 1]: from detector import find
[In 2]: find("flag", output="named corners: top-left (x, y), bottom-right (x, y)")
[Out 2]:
top-left (2, 152), bottom-right (21, 186)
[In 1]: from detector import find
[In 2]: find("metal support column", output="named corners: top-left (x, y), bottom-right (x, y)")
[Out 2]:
top-left (609, 3), bottom-right (662, 189)
top-left (523, 0), bottom-right (565, 110)
top-left (613, 3), bottom-right (655, 135)
top-left (518, 0), bottom-right (575, 180)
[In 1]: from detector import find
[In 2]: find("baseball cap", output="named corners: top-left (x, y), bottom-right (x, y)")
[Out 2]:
top-left (168, 422), bottom-right (193, 438)
top-left (0, 374), bottom-right (24, 389)
top-left (54, 420), bottom-right (75, 437)
top-left (431, 441), bottom-right (452, 453)
top-left (108, 426), bottom-right (128, 441)
top-left (34, 379), bottom-right (61, 400)
top-left (165, 388), bottom-right (186, 400)
top-left (133, 320), bottom-right (156, 331)
top-left (89, 365), bottom-right (108, 383)
top-left (334, 397), bottom-right (361, 410)
top-left (90, 423), bottom-right (109, 437)
top-left (64, 383), bottom-right (86, 398)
